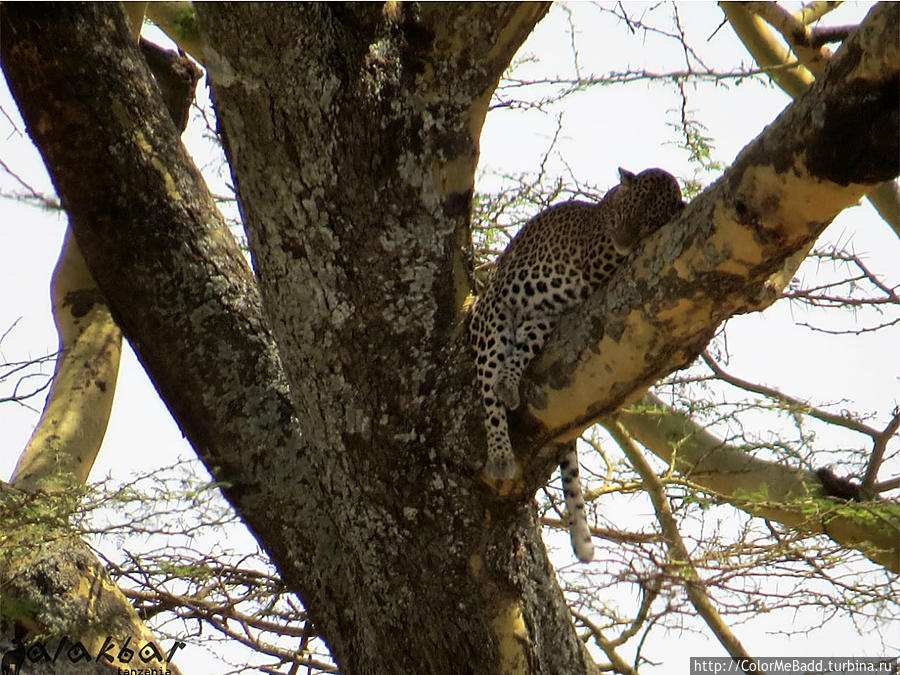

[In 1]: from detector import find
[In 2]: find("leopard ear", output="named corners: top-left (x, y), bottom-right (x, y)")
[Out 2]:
top-left (618, 168), bottom-right (635, 186)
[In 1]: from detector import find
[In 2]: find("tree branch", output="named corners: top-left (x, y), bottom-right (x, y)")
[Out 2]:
top-left (863, 409), bottom-right (900, 490)
top-left (721, 1), bottom-right (900, 234)
top-left (1, 1), bottom-right (320, 659)
top-left (145, 2), bottom-right (206, 62)
top-left (617, 394), bottom-right (900, 572)
top-left (719, 2), bottom-right (813, 97)
top-left (699, 351), bottom-right (881, 438)
top-left (608, 421), bottom-right (754, 665)
top-left (795, 1), bottom-right (841, 26)
top-left (514, 3), bottom-right (899, 482)
top-left (741, 1), bottom-right (832, 76)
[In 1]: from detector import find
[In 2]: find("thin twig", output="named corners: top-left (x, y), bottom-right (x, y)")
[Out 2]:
top-left (701, 350), bottom-right (879, 438)
top-left (863, 408), bottom-right (900, 489)
top-left (606, 419), bottom-right (755, 665)
top-left (570, 609), bottom-right (637, 675)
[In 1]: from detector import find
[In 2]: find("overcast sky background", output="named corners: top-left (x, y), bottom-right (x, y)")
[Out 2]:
top-left (1, 2), bottom-right (897, 672)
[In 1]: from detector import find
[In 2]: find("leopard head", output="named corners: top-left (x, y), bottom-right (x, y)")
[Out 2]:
top-left (607, 167), bottom-right (685, 254)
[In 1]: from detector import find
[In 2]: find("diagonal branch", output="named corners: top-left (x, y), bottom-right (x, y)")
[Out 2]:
top-left (617, 394), bottom-right (900, 572)
top-left (699, 350), bottom-right (881, 438)
top-left (570, 609), bottom-right (637, 675)
top-left (721, 1), bottom-right (900, 234)
top-left (512, 4), bottom-right (898, 487)
top-left (863, 409), bottom-right (900, 490)
top-left (794, 1), bottom-right (841, 26)
top-left (9, 231), bottom-right (121, 492)
top-left (607, 421), bottom-right (754, 665)
top-left (0, 7), bottom-right (216, 670)
top-left (741, 1), bottom-right (833, 76)
top-left (0, 0), bottom-right (319, 645)
top-left (720, 1), bottom-right (813, 97)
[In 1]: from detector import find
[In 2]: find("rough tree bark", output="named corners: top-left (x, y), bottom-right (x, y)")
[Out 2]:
top-left (1, 2), bottom-right (897, 674)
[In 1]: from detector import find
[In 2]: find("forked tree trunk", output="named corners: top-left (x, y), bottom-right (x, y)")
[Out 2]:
top-left (3, 3), bottom-right (595, 673)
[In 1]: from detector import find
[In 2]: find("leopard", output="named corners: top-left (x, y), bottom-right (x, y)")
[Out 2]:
top-left (469, 167), bottom-right (684, 562)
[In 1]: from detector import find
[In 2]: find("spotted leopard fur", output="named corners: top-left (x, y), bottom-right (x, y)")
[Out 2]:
top-left (470, 167), bottom-right (684, 562)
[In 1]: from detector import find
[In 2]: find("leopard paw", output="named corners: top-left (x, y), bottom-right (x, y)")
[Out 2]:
top-left (493, 377), bottom-right (520, 410)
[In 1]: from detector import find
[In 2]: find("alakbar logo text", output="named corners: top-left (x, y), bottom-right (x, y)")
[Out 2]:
top-left (1, 634), bottom-right (185, 674)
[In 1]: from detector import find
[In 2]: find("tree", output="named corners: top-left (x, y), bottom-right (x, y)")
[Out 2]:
top-left (1, 3), bottom-right (897, 674)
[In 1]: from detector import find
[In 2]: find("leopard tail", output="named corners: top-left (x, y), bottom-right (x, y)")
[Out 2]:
top-left (559, 442), bottom-right (594, 562)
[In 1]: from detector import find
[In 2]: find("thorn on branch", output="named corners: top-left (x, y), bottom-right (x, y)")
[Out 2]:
top-left (616, 1), bottom-right (636, 34)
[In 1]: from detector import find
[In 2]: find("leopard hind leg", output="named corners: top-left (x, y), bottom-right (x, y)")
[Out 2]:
top-left (494, 316), bottom-right (555, 410)
top-left (472, 304), bottom-right (519, 480)
top-left (483, 399), bottom-right (518, 480)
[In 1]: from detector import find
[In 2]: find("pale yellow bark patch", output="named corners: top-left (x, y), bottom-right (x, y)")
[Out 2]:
top-left (433, 154), bottom-right (476, 198)
top-left (491, 600), bottom-right (529, 675)
top-left (151, 155), bottom-right (183, 201)
top-left (739, 161), bottom-right (865, 227)
top-left (0, 527), bottom-right (176, 671)
top-left (11, 231), bottom-right (121, 492)
top-left (468, 552), bottom-right (484, 577)
top-left (708, 207), bottom-right (764, 275)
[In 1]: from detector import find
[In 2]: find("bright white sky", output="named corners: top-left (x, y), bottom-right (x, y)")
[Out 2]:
top-left (1, 2), bottom-right (896, 672)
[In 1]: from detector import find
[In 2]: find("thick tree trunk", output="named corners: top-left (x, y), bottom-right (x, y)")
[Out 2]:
top-left (193, 5), bottom-right (593, 672)
top-left (2, 2), bottom-right (897, 674)
top-left (3, 4), bottom-right (594, 674)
